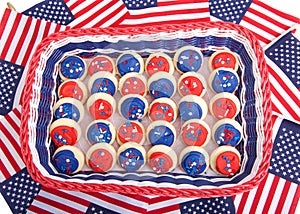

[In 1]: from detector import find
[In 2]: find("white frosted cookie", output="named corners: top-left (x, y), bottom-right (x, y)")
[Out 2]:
top-left (209, 92), bottom-right (240, 120)
top-left (211, 119), bottom-right (243, 147)
top-left (148, 72), bottom-right (176, 99)
top-left (173, 46), bottom-right (203, 73)
top-left (179, 146), bottom-right (209, 176)
top-left (178, 72), bottom-right (207, 97)
top-left (146, 120), bottom-right (176, 147)
top-left (147, 145), bottom-right (177, 174)
top-left (85, 120), bottom-right (116, 145)
top-left (117, 120), bottom-right (145, 145)
top-left (116, 51), bottom-right (144, 76)
top-left (52, 145), bottom-right (85, 175)
top-left (88, 55), bottom-right (115, 76)
top-left (181, 119), bottom-right (210, 147)
top-left (178, 95), bottom-right (208, 122)
top-left (117, 142), bottom-right (146, 172)
top-left (118, 94), bottom-right (149, 121)
top-left (145, 52), bottom-right (174, 76)
top-left (86, 143), bottom-right (117, 172)
top-left (119, 72), bottom-right (147, 97)
top-left (58, 79), bottom-right (88, 103)
top-left (210, 145), bottom-right (241, 176)
top-left (86, 92), bottom-right (116, 120)
top-left (53, 97), bottom-right (85, 123)
top-left (209, 50), bottom-right (239, 72)
top-left (50, 118), bottom-right (81, 147)
top-left (148, 98), bottom-right (177, 123)
top-left (59, 55), bottom-right (87, 81)
top-left (88, 71), bottom-right (118, 96)
top-left (208, 68), bottom-right (240, 93)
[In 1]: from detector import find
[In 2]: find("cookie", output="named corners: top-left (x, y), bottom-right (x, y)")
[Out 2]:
top-left (59, 55), bottom-right (87, 81)
top-left (50, 118), bottom-right (81, 147)
top-left (117, 120), bottom-right (145, 145)
top-left (116, 51), bottom-right (144, 76)
top-left (173, 46), bottom-right (203, 73)
top-left (181, 119), bottom-right (210, 147)
top-left (119, 73), bottom-right (147, 96)
top-left (117, 142), bottom-right (146, 172)
top-left (148, 98), bottom-right (177, 123)
top-left (209, 92), bottom-right (240, 120)
top-left (208, 68), bottom-right (240, 93)
top-left (178, 95), bottom-right (208, 122)
top-left (146, 120), bottom-right (176, 147)
top-left (52, 145), bottom-right (85, 175)
top-left (179, 146), bottom-right (209, 176)
top-left (178, 72), bottom-right (207, 97)
top-left (145, 52), bottom-right (174, 76)
top-left (53, 97), bottom-right (85, 123)
top-left (148, 72), bottom-right (176, 99)
top-left (147, 145), bottom-right (177, 174)
top-left (85, 120), bottom-right (116, 145)
top-left (209, 50), bottom-right (239, 72)
top-left (87, 55), bottom-right (115, 76)
top-left (118, 94), bottom-right (149, 121)
top-left (86, 143), bottom-right (117, 172)
top-left (210, 146), bottom-right (241, 176)
top-left (88, 72), bottom-right (118, 96)
top-left (86, 92), bottom-right (116, 120)
top-left (212, 119), bottom-right (242, 147)
top-left (58, 79), bottom-right (88, 103)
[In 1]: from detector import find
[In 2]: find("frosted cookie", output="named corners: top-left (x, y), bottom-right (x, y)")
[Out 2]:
top-left (146, 120), bottom-right (176, 147)
top-left (209, 92), bottom-right (240, 120)
top-left (178, 72), bottom-right (207, 97)
top-left (52, 145), bottom-right (84, 175)
top-left (148, 98), bottom-right (177, 123)
top-left (148, 72), bottom-right (176, 99)
top-left (116, 51), bottom-right (144, 76)
top-left (59, 55), bottom-right (87, 81)
top-left (179, 146), bottom-right (209, 176)
top-left (86, 143), bottom-right (116, 172)
top-left (210, 146), bottom-right (241, 176)
top-left (181, 119), bottom-right (210, 147)
top-left (117, 142), bottom-right (146, 172)
top-left (58, 79), bottom-right (88, 103)
top-left (86, 120), bottom-right (116, 145)
top-left (117, 121), bottom-right (145, 145)
top-left (212, 119), bottom-right (242, 147)
top-left (178, 95), bottom-right (208, 122)
top-left (147, 145), bottom-right (177, 174)
top-left (173, 46), bottom-right (203, 73)
top-left (145, 52), bottom-right (174, 76)
top-left (119, 73), bottom-right (147, 96)
top-left (50, 118), bottom-right (81, 147)
top-left (118, 94), bottom-right (148, 121)
top-left (87, 92), bottom-right (116, 120)
top-left (88, 72), bottom-right (118, 96)
top-left (208, 68), bottom-right (240, 93)
top-left (53, 98), bottom-right (84, 123)
top-left (88, 55), bottom-right (115, 76)
top-left (209, 50), bottom-right (239, 72)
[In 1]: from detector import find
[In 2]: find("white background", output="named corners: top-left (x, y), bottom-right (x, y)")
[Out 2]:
top-left (0, 0), bottom-right (300, 213)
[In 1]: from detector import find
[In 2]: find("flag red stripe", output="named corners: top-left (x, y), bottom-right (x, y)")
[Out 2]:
top-left (158, 0), bottom-right (208, 7)
top-left (236, 191), bottom-right (250, 214)
top-left (72, 0), bottom-right (100, 19)
top-left (0, 123), bottom-right (22, 158)
top-left (4, 114), bottom-right (20, 135)
top-left (249, 174), bottom-right (269, 214)
top-left (67, 0), bottom-right (85, 11)
top-left (262, 175), bottom-right (280, 214)
top-left (147, 204), bottom-right (180, 214)
top-left (240, 27), bottom-right (270, 44)
top-left (242, 16), bottom-right (279, 37)
top-left (34, 195), bottom-right (85, 214)
top-left (275, 180), bottom-right (291, 213)
top-left (110, 11), bottom-right (130, 27)
top-left (13, 107), bottom-right (21, 118)
top-left (119, 193), bottom-right (151, 203)
top-left (0, 158), bottom-right (11, 179)
top-left (271, 103), bottom-right (281, 116)
top-left (28, 205), bottom-right (53, 214)
top-left (148, 196), bottom-right (176, 204)
top-left (42, 20), bottom-right (51, 39)
top-left (0, 139), bottom-right (21, 173)
top-left (0, 12), bottom-right (22, 61)
top-left (0, 9), bottom-right (11, 40)
top-left (289, 185), bottom-right (300, 214)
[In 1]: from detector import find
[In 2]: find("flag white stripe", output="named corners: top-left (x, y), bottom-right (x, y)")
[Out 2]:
top-left (30, 200), bottom-right (69, 214)
top-left (103, 192), bottom-right (148, 208)
top-left (0, 170), bottom-right (5, 182)
top-left (165, 210), bottom-right (181, 214)
top-left (66, 0), bottom-right (96, 15)
top-left (282, 182), bottom-right (298, 213)
top-left (268, 178), bottom-right (286, 213)
top-left (270, 93), bottom-right (294, 120)
top-left (1, 114), bottom-right (20, 139)
top-left (239, 20), bottom-right (273, 42)
top-left (9, 108), bottom-right (21, 126)
top-left (101, 7), bottom-right (128, 28)
top-left (241, 186), bottom-right (258, 214)
top-left (255, 174), bottom-right (275, 214)
top-left (233, 193), bottom-right (243, 211)
top-left (147, 198), bottom-right (191, 211)
top-left (0, 11), bottom-right (17, 52)
top-left (0, 149), bottom-right (16, 176)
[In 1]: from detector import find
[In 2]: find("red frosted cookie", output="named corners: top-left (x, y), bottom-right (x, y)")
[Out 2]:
top-left (178, 72), bottom-right (207, 97)
top-left (88, 55), bottom-right (115, 76)
top-left (86, 93), bottom-right (116, 120)
top-left (145, 52), bottom-right (174, 76)
top-left (210, 146), bottom-right (241, 176)
top-left (86, 143), bottom-right (117, 172)
top-left (148, 98), bottom-right (177, 123)
top-left (119, 73), bottom-right (147, 96)
top-left (58, 79), bottom-right (88, 103)
top-left (209, 50), bottom-right (239, 72)
top-left (117, 120), bottom-right (145, 145)
top-left (181, 119), bottom-right (210, 147)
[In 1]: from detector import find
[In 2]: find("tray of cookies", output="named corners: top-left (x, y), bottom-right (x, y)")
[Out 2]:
top-left (21, 21), bottom-right (272, 197)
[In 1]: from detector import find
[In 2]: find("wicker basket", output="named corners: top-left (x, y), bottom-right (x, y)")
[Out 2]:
top-left (21, 21), bottom-right (272, 198)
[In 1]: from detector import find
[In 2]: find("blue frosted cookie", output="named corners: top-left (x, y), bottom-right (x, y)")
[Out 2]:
top-left (85, 120), bottom-right (116, 145)
top-left (88, 72), bottom-right (118, 96)
top-left (116, 51), bottom-right (144, 76)
top-left (59, 55), bottom-right (87, 80)
top-left (53, 98), bottom-right (85, 123)
top-left (148, 72), bottom-right (176, 99)
top-left (146, 120), bottom-right (176, 147)
top-left (174, 46), bottom-right (203, 73)
top-left (178, 95), bottom-right (208, 122)
top-left (209, 68), bottom-right (240, 93)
